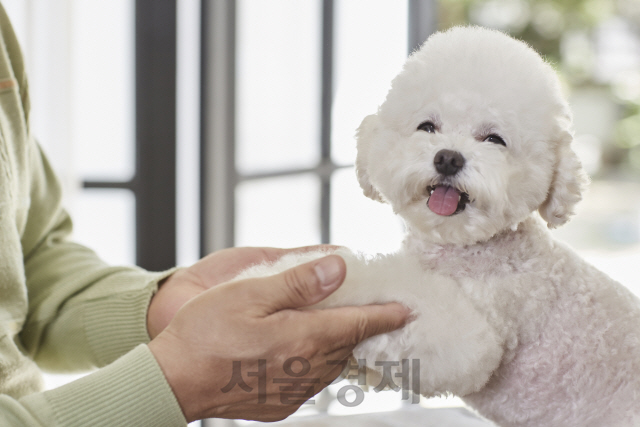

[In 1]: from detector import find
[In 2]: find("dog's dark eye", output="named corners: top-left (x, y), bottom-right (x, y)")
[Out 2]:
top-left (417, 121), bottom-right (436, 133)
top-left (484, 134), bottom-right (506, 146)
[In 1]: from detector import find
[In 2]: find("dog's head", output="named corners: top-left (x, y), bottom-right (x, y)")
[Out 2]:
top-left (356, 26), bottom-right (588, 246)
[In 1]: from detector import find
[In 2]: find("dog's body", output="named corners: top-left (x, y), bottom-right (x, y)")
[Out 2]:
top-left (415, 216), bottom-right (640, 426)
top-left (232, 27), bottom-right (640, 426)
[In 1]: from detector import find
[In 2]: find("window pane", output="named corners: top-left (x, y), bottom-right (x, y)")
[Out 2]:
top-left (331, 167), bottom-right (404, 254)
top-left (236, 174), bottom-right (320, 247)
top-left (177, 0), bottom-right (201, 266)
top-left (236, 0), bottom-right (321, 175)
top-left (332, 0), bottom-right (408, 166)
top-left (71, 0), bottom-right (135, 181)
top-left (70, 189), bottom-right (136, 266)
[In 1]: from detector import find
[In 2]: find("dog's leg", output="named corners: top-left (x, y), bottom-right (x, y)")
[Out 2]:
top-left (231, 248), bottom-right (505, 397)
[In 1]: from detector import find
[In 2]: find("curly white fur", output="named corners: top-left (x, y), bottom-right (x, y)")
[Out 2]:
top-left (231, 27), bottom-right (640, 426)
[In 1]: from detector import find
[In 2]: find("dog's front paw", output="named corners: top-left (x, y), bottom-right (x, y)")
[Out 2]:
top-left (352, 276), bottom-right (504, 398)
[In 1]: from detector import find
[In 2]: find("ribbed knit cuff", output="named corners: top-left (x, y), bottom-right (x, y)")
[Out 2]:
top-left (82, 268), bottom-right (180, 366)
top-left (39, 344), bottom-right (186, 427)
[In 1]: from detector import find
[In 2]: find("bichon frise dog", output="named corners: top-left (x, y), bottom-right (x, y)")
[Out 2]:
top-left (233, 26), bottom-right (640, 426)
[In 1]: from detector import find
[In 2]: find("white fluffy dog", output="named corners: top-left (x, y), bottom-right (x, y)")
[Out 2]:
top-left (233, 27), bottom-right (640, 426)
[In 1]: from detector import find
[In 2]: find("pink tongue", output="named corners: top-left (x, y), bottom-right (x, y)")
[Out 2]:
top-left (428, 186), bottom-right (461, 216)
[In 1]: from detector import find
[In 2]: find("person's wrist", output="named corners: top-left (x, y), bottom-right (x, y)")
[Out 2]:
top-left (148, 333), bottom-right (202, 422)
top-left (147, 275), bottom-right (173, 340)
top-left (147, 269), bottom-right (200, 339)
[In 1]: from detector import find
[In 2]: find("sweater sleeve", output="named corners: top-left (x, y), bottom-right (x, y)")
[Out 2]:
top-left (0, 345), bottom-right (186, 427)
top-left (0, 0), bottom-right (174, 372)
top-left (0, 3), bottom-right (186, 426)
top-left (19, 140), bottom-right (179, 371)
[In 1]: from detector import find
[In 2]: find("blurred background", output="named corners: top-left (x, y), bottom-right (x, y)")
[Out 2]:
top-left (2, 0), bottom-right (639, 426)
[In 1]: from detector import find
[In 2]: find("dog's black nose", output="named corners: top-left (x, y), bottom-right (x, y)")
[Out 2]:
top-left (434, 149), bottom-right (465, 176)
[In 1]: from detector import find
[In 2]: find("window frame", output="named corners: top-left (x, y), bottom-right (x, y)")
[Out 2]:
top-left (83, 0), bottom-right (178, 272)
top-left (199, 0), bottom-right (436, 425)
top-left (199, 0), bottom-right (436, 255)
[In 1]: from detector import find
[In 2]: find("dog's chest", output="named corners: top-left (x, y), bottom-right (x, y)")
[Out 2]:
top-left (404, 219), bottom-right (563, 343)
top-left (406, 217), bottom-right (556, 282)
top-left (425, 250), bottom-right (553, 343)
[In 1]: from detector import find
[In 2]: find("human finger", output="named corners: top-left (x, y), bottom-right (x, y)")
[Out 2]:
top-left (242, 255), bottom-right (347, 314)
top-left (306, 302), bottom-right (410, 354)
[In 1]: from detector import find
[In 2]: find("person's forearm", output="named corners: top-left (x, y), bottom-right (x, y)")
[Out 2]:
top-left (19, 141), bottom-right (180, 370)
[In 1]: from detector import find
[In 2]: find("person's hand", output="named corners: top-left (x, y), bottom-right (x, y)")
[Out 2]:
top-left (147, 246), bottom-right (332, 339)
top-left (148, 254), bottom-right (409, 422)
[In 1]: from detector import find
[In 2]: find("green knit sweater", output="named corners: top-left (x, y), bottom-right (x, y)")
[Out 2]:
top-left (0, 4), bottom-right (186, 426)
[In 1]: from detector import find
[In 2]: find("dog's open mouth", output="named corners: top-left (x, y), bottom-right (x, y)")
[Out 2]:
top-left (426, 185), bottom-right (470, 216)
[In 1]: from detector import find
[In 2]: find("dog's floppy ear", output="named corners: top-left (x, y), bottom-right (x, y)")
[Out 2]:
top-left (356, 114), bottom-right (385, 203)
top-left (538, 130), bottom-right (589, 228)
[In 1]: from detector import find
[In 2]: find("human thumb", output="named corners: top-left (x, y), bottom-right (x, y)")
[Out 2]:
top-left (260, 255), bottom-right (346, 314)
